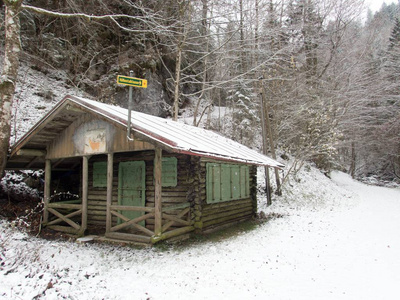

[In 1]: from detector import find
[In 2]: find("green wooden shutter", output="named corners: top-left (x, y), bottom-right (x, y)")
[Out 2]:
top-left (161, 157), bottom-right (178, 187)
top-left (231, 165), bottom-right (241, 199)
top-left (206, 163), bottom-right (213, 203)
top-left (207, 163), bottom-right (221, 203)
top-left (221, 164), bottom-right (231, 201)
top-left (213, 164), bottom-right (221, 202)
top-left (240, 165), bottom-right (250, 198)
top-left (93, 161), bottom-right (107, 188)
top-left (207, 163), bottom-right (250, 203)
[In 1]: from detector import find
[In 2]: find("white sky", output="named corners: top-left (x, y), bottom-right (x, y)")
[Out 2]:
top-left (368, 0), bottom-right (398, 12)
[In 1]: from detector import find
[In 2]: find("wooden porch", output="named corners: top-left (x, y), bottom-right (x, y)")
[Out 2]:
top-left (42, 149), bottom-right (195, 244)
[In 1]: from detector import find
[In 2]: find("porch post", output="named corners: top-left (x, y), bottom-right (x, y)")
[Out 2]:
top-left (43, 159), bottom-right (51, 224)
top-left (80, 156), bottom-right (89, 236)
top-left (154, 148), bottom-right (162, 236)
top-left (106, 152), bottom-right (113, 233)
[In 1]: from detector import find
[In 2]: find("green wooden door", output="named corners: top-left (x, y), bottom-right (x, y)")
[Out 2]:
top-left (118, 161), bottom-right (146, 223)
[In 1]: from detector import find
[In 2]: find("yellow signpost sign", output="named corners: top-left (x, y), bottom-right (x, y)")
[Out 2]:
top-left (117, 75), bottom-right (148, 88)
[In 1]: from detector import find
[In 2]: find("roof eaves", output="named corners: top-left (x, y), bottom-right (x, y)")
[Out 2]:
top-left (179, 148), bottom-right (284, 169)
top-left (10, 98), bottom-right (73, 157)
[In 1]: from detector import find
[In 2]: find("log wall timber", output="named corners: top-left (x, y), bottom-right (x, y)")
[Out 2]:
top-left (153, 148), bottom-right (162, 236)
top-left (190, 156), bottom-right (202, 231)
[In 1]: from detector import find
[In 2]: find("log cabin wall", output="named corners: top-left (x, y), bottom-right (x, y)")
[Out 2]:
top-left (196, 158), bottom-right (258, 232)
top-left (144, 152), bottom-right (193, 232)
top-left (87, 154), bottom-right (117, 230)
top-left (86, 151), bottom-right (194, 233)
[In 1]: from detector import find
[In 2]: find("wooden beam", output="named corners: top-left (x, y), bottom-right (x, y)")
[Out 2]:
top-left (47, 208), bottom-right (81, 230)
top-left (16, 149), bottom-right (46, 157)
top-left (162, 207), bottom-right (190, 232)
top-left (71, 161), bottom-right (81, 169)
top-left (105, 232), bottom-right (151, 244)
top-left (154, 148), bottom-right (162, 236)
top-left (26, 156), bottom-right (40, 168)
top-left (46, 225), bottom-right (79, 235)
top-left (66, 103), bottom-right (84, 112)
top-left (79, 156), bottom-right (89, 236)
top-left (151, 226), bottom-right (195, 244)
top-left (110, 211), bottom-right (154, 233)
top-left (43, 159), bottom-right (51, 224)
top-left (52, 158), bottom-right (65, 168)
top-left (162, 203), bottom-right (190, 212)
top-left (48, 203), bottom-right (82, 209)
top-left (46, 209), bottom-right (82, 226)
top-left (163, 213), bottom-right (191, 226)
top-left (109, 205), bottom-right (154, 212)
top-left (106, 153), bottom-right (113, 234)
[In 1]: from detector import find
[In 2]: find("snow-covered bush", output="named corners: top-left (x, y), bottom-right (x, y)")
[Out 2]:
top-left (0, 170), bottom-right (43, 203)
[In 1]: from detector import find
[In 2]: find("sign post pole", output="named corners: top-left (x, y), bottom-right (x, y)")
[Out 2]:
top-left (116, 73), bottom-right (148, 140)
top-left (127, 70), bottom-right (134, 140)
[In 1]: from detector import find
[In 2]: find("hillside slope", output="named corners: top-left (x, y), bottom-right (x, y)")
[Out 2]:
top-left (9, 61), bottom-right (86, 144)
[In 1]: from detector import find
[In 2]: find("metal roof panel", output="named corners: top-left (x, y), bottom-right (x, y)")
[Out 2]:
top-left (70, 96), bottom-right (284, 168)
top-left (10, 95), bottom-right (284, 169)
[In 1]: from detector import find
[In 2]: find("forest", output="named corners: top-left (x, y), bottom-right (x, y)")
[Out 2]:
top-left (0, 0), bottom-right (399, 184)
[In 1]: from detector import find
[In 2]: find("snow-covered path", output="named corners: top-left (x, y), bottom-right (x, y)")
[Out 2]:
top-left (1, 171), bottom-right (399, 299)
top-left (325, 172), bottom-right (400, 299)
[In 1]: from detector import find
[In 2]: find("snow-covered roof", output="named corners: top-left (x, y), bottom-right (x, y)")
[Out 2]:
top-left (9, 95), bottom-right (284, 169)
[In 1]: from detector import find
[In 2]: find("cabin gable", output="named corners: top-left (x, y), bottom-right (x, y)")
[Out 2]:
top-left (46, 113), bottom-right (155, 159)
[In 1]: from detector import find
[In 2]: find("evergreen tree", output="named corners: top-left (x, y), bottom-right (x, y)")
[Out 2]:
top-left (389, 18), bottom-right (400, 48)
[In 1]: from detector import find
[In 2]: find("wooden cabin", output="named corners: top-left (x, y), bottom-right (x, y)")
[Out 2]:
top-left (6, 95), bottom-right (284, 244)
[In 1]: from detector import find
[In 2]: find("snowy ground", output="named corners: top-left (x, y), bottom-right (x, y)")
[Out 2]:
top-left (1, 166), bottom-right (400, 300)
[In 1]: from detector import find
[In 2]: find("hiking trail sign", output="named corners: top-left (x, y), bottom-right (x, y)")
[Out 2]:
top-left (117, 75), bottom-right (148, 88)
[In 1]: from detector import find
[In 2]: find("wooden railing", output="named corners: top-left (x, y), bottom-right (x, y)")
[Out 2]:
top-left (162, 203), bottom-right (191, 232)
top-left (45, 200), bottom-right (84, 235)
top-left (105, 202), bottom-right (194, 244)
top-left (106, 205), bottom-right (155, 243)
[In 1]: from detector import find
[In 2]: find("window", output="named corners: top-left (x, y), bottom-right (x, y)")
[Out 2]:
top-left (159, 157), bottom-right (178, 187)
top-left (206, 163), bottom-right (250, 203)
top-left (93, 161), bottom-right (107, 188)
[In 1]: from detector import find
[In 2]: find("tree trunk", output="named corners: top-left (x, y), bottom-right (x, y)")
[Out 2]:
top-left (172, 0), bottom-right (188, 121)
top-left (0, 0), bottom-right (23, 176)
top-left (259, 80), bottom-right (272, 205)
top-left (173, 43), bottom-right (182, 121)
top-left (349, 142), bottom-right (356, 179)
top-left (239, 0), bottom-right (246, 72)
top-left (260, 79), bottom-right (282, 196)
top-left (192, 0), bottom-right (209, 126)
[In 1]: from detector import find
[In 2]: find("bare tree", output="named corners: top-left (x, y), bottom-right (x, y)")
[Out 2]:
top-left (0, 1), bottom-right (169, 176)
top-left (0, 0), bottom-right (23, 176)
